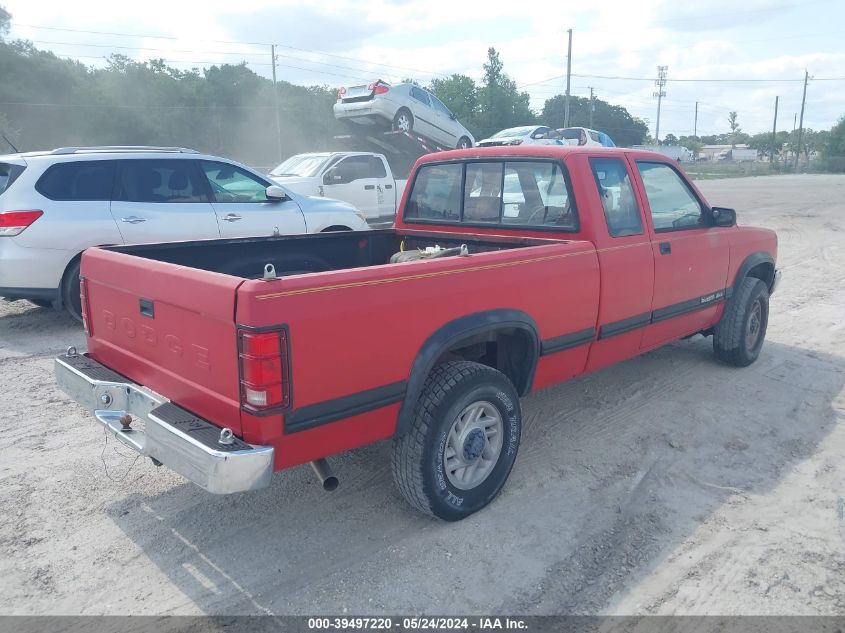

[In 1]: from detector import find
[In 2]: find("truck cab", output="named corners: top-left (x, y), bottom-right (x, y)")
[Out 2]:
top-left (55, 145), bottom-right (779, 521)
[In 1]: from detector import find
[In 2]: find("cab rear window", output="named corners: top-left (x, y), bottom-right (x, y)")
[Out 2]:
top-left (0, 163), bottom-right (25, 197)
top-left (404, 159), bottom-right (578, 231)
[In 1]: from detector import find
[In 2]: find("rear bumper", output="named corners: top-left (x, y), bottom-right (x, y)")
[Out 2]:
top-left (55, 350), bottom-right (273, 494)
top-left (333, 99), bottom-right (395, 123)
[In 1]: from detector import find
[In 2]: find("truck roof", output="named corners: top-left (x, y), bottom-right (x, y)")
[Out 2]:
top-left (416, 145), bottom-right (668, 165)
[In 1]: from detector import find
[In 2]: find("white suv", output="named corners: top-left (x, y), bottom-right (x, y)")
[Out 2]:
top-left (0, 146), bottom-right (369, 319)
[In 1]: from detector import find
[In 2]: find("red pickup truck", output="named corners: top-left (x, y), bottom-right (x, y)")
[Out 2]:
top-left (55, 146), bottom-right (779, 520)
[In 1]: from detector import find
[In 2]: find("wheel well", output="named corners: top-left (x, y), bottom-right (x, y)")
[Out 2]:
top-left (321, 225), bottom-right (352, 232)
top-left (745, 262), bottom-right (775, 290)
top-left (432, 327), bottom-right (535, 396)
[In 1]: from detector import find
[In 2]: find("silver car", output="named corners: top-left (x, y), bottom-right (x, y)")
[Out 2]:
top-left (0, 146), bottom-right (369, 319)
top-left (333, 81), bottom-right (475, 150)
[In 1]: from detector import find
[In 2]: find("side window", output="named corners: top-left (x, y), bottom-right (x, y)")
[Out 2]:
top-left (637, 162), bottom-right (705, 231)
top-left (200, 161), bottom-right (270, 203)
top-left (463, 162), bottom-right (503, 223)
top-left (369, 156), bottom-right (387, 178)
top-left (115, 160), bottom-right (207, 203)
top-left (405, 163), bottom-right (462, 221)
top-left (589, 131), bottom-right (601, 142)
top-left (531, 127), bottom-right (550, 139)
top-left (590, 158), bottom-right (643, 237)
top-left (410, 87), bottom-right (431, 106)
top-left (501, 162), bottom-right (575, 229)
top-left (327, 156), bottom-right (385, 183)
top-left (35, 161), bottom-right (115, 201)
top-left (431, 96), bottom-right (451, 116)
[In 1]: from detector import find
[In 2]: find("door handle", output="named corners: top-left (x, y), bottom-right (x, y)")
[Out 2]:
top-left (222, 213), bottom-right (243, 222)
top-left (659, 242), bottom-right (672, 255)
top-left (121, 216), bottom-right (146, 224)
top-left (385, 184), bottom-right (393, 190)
top-left (364, 184), bottom-right (375, 190)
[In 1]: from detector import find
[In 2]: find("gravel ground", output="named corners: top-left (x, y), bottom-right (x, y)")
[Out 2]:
top-left (1, 174), bottom-right (844, 616)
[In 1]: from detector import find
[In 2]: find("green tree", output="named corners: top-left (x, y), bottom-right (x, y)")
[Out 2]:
top-left (728, 111), bottom-right (742, 146)
top-left (824, 117), bottom-right (845, 156)
top-left (0, 5), bottom-right (10, 39)
top-left (661, 133), bottom-right (679, 146)
top-left (476, 48), bottom-right (534, 138)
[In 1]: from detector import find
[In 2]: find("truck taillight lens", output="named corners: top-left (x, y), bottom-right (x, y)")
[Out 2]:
top-left (0, 210), bottom-right (42, 236)
top-left (337, 86), bottom-right (346, 101)
top-left (238, 329), bottom-right (290, 411)
top-left (79, 276), bottom-right (92, 336)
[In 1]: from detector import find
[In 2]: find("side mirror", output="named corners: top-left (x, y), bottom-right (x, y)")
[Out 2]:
top-left (712, 206), bottom-right (736, 227)
top-left (266, 185), bottom-right (288, 200)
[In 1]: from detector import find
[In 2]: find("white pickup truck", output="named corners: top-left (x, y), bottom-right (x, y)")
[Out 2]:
top-left (268, 152), bottom-right (406, 225)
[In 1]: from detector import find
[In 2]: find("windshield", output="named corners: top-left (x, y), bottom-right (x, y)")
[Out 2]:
top-left (270, 154), bottom-right (331, 177)
top-left (491, 127), bottom-right (535, 138)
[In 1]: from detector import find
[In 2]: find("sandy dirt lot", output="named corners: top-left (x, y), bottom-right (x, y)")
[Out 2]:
top-left (1, 174), bottom-right (844, 616)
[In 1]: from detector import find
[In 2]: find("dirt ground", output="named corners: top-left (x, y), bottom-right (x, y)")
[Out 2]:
top-left (1, 174), bottom-right (844, 616)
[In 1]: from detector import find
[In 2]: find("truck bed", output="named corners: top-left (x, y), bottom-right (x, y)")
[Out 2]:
top-left (81, 228), bottom-right (599, 468)
top-left (106, 228), bottom-right (557, 279)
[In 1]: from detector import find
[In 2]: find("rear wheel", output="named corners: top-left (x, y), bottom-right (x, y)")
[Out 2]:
top-left (61, 260), bottom-right (83, 322)
top-left (713, 277), bottom-right (769, 366)
top-left (457, 136), bottom-right (472, 149)
top-left (392, 361), bottom-right (522, 521)
top-left (393, 108), bottom-right (414, 134)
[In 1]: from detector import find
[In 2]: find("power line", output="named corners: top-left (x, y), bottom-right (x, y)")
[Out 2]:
top-left (26, 38), bottom-right (405, 79)
top-left (11, 22), bottom-right (450, 78)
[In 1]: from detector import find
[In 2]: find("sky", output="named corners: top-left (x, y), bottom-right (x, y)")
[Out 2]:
top-left (5, 0), bottom-right (845, 139)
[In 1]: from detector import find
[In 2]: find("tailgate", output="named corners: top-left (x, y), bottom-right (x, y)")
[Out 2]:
top-left (81, 248), bottom-right (245, 434)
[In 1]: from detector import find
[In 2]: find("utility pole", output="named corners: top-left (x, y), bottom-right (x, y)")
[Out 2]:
top-left (588, 87), bottom-right (594, 128)
top-left (770, 96), bottom-right (779, 164)
top-left (563, 29), bottom-right (573, 127)
top-left (653, 66), bottom-right (668, 142)
top-left (795, 70), bottom-right (809, 170)
top-left (692, 101), bottom-right (699, 160)
top-left (270, 45), bottom-right (283, 164)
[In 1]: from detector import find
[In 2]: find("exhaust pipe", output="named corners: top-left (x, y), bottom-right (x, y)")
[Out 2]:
top-left (310, 459), bottom-right (339, 491)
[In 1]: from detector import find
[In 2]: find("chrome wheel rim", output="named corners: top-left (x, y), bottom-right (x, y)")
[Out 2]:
top-left (746, 300), bottom-right (762, 352)
top-left (443, 400), bottom-right (503, 490)
top-left (459, 139), bottom-right (469, 149)
top-left (397, 114), bottom-right (411, 131)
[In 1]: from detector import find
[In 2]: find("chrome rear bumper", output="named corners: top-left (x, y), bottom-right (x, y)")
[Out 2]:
top-left (55, 350), bottom-right (273, 494)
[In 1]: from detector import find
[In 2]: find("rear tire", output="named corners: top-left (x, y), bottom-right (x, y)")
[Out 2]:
top-left (62, 260), bottom-right (83, 322)
top-left (391, 361), bottom-right (522, 521)
top-left (713, 277), bottom-right (769, 367)
top-left (393, 108), bottom-right (414, 134)
top-left (457, 136), bottom-right (472, 149)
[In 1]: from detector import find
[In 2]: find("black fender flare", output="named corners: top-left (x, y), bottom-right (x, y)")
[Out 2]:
top-left (395, 309), bottom-right (540, 438)
top-left (731, 251), bottom-right (775, 295)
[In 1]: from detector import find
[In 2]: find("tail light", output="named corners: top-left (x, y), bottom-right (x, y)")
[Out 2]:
top-left (337, 86), bottom-right (346, 101)
top-left (238, 328), bottom-right (290, 412)
top-left (79, 276), bottom-right (92, 336)
top-left (368, 81), bottom-right (389, 95)
top-left (0, 210), bottom-right (43, 236)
